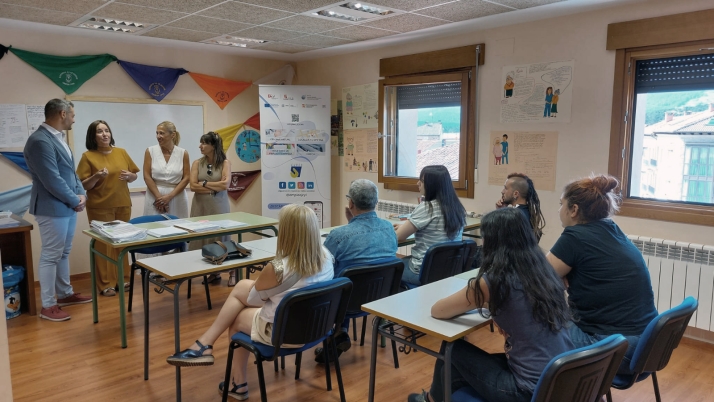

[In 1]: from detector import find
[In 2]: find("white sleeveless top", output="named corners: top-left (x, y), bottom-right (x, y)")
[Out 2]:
top-left (148, 144), bottom-right (186, 186)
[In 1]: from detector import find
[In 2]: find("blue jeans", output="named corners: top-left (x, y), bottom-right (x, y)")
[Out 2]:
top-left (567, 323), bottom-right (639, 375)
top-left (35, 214), bottom-right (76, 308)
top-left (400, 256), bottom-right (421, 286)
top-left (429, 340), bottom-right (532, 402)
top-left (502, 153), bottom-right (508, 164)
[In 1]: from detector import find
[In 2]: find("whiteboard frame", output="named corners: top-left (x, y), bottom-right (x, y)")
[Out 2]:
top-left (66, 96), bottom-right (206, 192)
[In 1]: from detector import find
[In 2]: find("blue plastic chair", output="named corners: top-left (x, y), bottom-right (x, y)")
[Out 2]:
top-left (452, 334), bottom-right (629, 402)
top-left (126, 215), bottom-right (210, 312)
top-left (606, 296), bottom-right (698, 402)
top-left (402, 239), bottom-right (478, 290)
top-left (222, 278), bottom-right (353, 402)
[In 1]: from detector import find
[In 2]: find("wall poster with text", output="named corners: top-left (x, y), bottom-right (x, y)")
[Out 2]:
top-left (342, 82), bottom-right (378, 172)
top-left (500, 60), bottom-right (574, 123)
top-left (259, 85), bottom-right (331, 228)
top-left (488, 131), bottom-right (559, 191)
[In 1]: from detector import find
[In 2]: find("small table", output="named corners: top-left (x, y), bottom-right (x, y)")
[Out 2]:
top-left (83, 211), bottom-right (279, 348)
top-left (362, 277), bottom-right (490, 402)
top-left (0, 215), bottom-right (36, 315)
top-left (136, 248), bottom-right (275, 401)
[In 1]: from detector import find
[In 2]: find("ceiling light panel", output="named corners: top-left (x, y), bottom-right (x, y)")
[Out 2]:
top-left (305, 1), bottom-right (402, 24)
top-left (69, 16), bottom-right (156, 34)
top-left (201, 35), bottom-right (268, 48)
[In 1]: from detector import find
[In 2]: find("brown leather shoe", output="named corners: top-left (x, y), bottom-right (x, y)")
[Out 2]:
top-left (39, 305), bottom-right (70, 321)
top-left (57, 293), bottom-right (92, 307)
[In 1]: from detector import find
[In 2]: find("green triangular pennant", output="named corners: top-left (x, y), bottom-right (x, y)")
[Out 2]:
top-left (9, 47), bottom-right (116, 94)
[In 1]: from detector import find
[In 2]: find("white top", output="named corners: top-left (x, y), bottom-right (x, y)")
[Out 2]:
top-left (259, 247), bottom-right (335, 323)
top-left (147, 144), bottom-right (186, 186)
top-left (40, 123), bottom-right (72, 158)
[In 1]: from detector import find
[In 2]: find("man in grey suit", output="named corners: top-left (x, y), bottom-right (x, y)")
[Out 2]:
top-left (24, 99), bottom-right (91, 321)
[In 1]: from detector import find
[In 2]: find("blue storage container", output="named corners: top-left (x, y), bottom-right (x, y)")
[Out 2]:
top-left (2, 264), bottom-right (25, 320)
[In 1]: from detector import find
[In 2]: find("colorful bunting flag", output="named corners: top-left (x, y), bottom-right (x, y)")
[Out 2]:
top-left (0, 151), bottom-right (30, 174)
top-left (213, 112), bottom-right (262, 152)
top-left (227, 170), bottom-right (261, 201)
top-left (0, 44), bottom-right (9, 61)
top-left (0, 184), bottom-right (32, 217)
top-left (189, 72), bottom-right (251, 110)
top-left (9, 47), bottom-right (116, 94)
top-left (117, 60), bottom-right (188, 102)
top-left (244, 112), bottom-right (260, 131)
top-left (253, 64), bottom-right (295, 86)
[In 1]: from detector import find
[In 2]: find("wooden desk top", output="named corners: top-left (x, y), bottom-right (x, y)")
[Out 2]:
top-left (361, 277), bottom-right (490, 342)
top-left (0, 214), bottom-right (33, 235)
top-left (135, 248), bottom-right (275, 280)
top-left (82, 212), bottom-right (279, 248)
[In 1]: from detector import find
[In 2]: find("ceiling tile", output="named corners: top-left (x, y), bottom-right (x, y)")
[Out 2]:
top-left (113, 0), bottom-right (225, 14)
top-left (230, 26), bottom-right (306, 42)
top-left (235, 0), bottom-right (337, 13)
top-left (0, 0), bottom-right (107, 15)
top-left (324, 25), bottom-right (397, 41)
top-left (95, 2), bottom-right (188, 25)
top-left (363, 13), bottom-right (449, 32)
top-left (0, 3), bottom-right (80, 26)
top-left (488, 0), bottom-right (565, 9)
top-left (285, 34), bottom-right (354, 48)
top-left (263, 15), bottom-right (351, 34)
top-left (168, 15), bottom-right (253, 34)
top-left (415, 0), bottom-right (512, 22)
top-left (254, 42), bottom-right (320, 54)
top-left (143, 26), bottom-right (217, 42)
top-left (197, 2), bottom-right (293, 25)
top-left (364, 0), bottom-right (458, 12)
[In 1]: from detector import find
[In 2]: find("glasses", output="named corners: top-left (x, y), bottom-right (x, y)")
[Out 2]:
top-left (207, 164), bottom-right (213, 176)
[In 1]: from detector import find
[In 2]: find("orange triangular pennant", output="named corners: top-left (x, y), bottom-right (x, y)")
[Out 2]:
top-left (189, 72), bottom-right (251, 110)
top-left (244, 112), bottom-right (260, 131)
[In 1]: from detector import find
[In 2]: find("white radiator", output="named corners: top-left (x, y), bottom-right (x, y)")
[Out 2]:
top-left (376, 200), bottom-right (418, 256)
top-left (628, 235), bottom-right (714, 331)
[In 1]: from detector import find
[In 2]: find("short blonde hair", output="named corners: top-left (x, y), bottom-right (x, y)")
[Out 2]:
top-left (275, 204), bottom-right (327, 278)
top-left (157, 121), bottom-right (181, 145)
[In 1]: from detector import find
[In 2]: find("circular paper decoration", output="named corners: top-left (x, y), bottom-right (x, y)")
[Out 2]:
top-left (235, 129), bottom-right (261, 163)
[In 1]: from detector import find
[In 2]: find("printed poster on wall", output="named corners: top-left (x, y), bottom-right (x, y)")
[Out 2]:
top-left (0, 104), bottom-right (29, 148)
top-left (343, 128), bottom-right (378, 173)
top-left (500, 60), bottom-right (574, 123)
top-left (259, 85), bottom-right (331, 228)
top-left (488, 131), bottom-right (559, 191)
top-left (342, 82), bottom-right (378, 172)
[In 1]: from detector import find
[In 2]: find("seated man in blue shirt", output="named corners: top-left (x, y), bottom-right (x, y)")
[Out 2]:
top-left (316, 179), bottom-right (398, 363)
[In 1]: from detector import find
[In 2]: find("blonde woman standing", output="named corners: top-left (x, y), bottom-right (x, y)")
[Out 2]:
top-left (143, 121), bottom-right (190, 218)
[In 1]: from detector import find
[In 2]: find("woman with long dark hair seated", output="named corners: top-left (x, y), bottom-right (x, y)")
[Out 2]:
top-left (408, 208), bottom-right (574, 402)
top-left (395, 165), bottom-right (466, 285)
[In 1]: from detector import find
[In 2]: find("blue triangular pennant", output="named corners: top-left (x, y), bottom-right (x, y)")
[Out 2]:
top-left (0, 151), bottom-right (30, 174)
top-left (117, 60), bottom-right (188, 102)
top-left (0, 184), bottom-right (32, 217)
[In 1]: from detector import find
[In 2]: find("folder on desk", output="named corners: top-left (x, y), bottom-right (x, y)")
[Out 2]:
top-left (147, 227), bottom-right (188, 238)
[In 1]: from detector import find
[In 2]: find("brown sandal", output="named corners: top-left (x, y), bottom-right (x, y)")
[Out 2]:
top-left (101, 287), bottom-right (116, 297)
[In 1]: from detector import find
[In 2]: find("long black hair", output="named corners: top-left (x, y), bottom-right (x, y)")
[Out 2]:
top-left (200, 131), bottom-right (226, 170)
top-left (508, 173), bottom-right (546, 242)
top-left (420, 165), bottom-right (466, 239)
top-left (468, 208), bottom-right (572, 331)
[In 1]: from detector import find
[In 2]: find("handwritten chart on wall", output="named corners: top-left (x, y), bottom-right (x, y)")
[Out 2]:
top-left (68, 97), bottom-right (204, 190)
top-left (487, 131), bottom-right (558, 191)
top-left (500, 60), bottom-right (574, 123)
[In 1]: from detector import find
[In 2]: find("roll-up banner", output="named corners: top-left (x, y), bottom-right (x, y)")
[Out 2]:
top-left (259, 85), bottom-right (331, 228)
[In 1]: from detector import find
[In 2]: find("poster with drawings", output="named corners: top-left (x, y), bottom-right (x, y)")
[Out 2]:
top-left (488, 131), bottom-right (558, 191)
top-left (500, 60), bottom-right (574, 123)
top-left (342, 82), bottom-right (378, 130)
top-left (343, 128), bottom-right (378, 173)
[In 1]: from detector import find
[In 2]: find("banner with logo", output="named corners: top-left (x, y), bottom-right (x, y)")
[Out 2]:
top-left (259, 86), bottom-right (331, 228)
top-left (117, 60), bottom-right (187, 102)
top-left (227, 170), bottom-right (261, 201)
top-left (9, 47), bottom-right (116, 94)
top-left (189, 72), bottom-right (251, 110)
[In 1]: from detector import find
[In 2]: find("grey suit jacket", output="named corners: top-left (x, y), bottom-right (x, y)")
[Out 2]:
top-left (23, 125), bottom-right (86, 217)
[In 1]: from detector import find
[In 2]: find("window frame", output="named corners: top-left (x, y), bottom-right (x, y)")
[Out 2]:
top-left (377, 45), bottom-right (483, 199)
top-left (607, 9), bottom-right (714, 226)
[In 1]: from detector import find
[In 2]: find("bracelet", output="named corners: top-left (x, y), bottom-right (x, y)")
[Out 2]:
top-left (202, 180), bottom-right (207, 187)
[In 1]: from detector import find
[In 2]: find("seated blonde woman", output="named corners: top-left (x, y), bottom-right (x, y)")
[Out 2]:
top-left (166, 204), bottom-right (334, 400)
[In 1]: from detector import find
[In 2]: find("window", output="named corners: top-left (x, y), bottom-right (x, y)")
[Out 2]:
top-left (607, 9), bottom-right (714, 226)
top-left (378, 45), bottom-right (483, 198)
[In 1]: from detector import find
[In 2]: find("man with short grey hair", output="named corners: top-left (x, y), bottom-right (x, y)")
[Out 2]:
top-left (317, 179), bottom-right (398, 363)
top-left (24, 98), bottom-right (91, 322)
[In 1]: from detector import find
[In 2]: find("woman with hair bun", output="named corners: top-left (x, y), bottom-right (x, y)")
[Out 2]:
top-left (546, 174), bottom-right (657, 375)
top-left (143, 121), bottom-right (190, 217)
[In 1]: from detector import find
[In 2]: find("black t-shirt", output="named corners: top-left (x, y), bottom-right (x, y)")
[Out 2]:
top-left (550, 219), bottom-right (657, 336)
top-left (516, 204), bottom-right (531, 225)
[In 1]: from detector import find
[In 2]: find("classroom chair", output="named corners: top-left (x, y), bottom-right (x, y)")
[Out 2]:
top-left (127, 214), bottom-right (211, 312)
top-left (401, 240), bottom-right (477, 290)
top-left (221, 278), bottom-right (353, 402)
top-left (452, 334), bottom-right (628, 402)
top-left (606, 296), bottom-right (698, 402)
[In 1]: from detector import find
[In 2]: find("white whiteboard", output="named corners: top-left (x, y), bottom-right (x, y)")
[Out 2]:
top-left (68, 97), bottom-right (205, 190)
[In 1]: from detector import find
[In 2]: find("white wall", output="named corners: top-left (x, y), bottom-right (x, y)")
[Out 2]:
top-left (296, 0), bottom-right (714, 249)
top-left (0, 21), bottom-right (289, 277)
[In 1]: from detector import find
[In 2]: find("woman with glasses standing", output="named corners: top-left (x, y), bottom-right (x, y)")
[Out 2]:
top-left (189, 132), bottom-right (233, 284)
top-left (143, 121), bottom-right (190, 218)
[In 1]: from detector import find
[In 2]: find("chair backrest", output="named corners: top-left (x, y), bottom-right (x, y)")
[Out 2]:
top-left (338, 259), bottom-right (404, 315)
top-left (419, 240), bottom-right (475, 286)
top-left (461, 240), bottom-right (479, 272)
top-left (531, 334), bottom-right (629, 402)
top-left (630, 296), bottom-right (698, 375)
top-left (129, 214), bottom-right (186, 254)
top-left (270, 278), bottom-right (353, 351)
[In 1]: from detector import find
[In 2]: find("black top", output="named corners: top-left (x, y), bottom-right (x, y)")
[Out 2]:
top-left (515, 204), bottom-right (530, 225)
top-left (550, 219), bottom-right (657, 336)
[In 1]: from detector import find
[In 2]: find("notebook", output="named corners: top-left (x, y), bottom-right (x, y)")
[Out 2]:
top-left (147, 227), bottom-right (189, 238)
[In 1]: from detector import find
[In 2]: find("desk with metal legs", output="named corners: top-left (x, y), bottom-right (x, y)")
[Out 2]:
top-left (82, 211), bottom-right (278, 348)
top-left (361, 277), bottom-right (491, 402)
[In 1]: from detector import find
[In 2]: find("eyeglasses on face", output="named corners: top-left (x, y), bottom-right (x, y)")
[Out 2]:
top-left (207, 164), bottom-right (213, 176)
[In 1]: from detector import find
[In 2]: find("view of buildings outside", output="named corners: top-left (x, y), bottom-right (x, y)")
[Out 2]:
top-left (632, 90), bottom-right (714, 205)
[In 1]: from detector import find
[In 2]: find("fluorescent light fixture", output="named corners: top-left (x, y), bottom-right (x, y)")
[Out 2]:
top-left (340, 2), bottom-right (393, 16)
top-left (306, 2), bottom-right (400, 23)
top-left (315, 9), bottom-right (364, 22)
top-left (69, 16), bottom-right (155, 34)
top-left (201, 35), bottom-right (268, 48)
